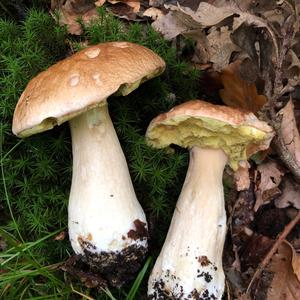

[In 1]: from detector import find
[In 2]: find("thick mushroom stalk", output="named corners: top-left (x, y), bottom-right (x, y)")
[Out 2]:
top-left (148, 147), bottom-right (228, 299)
top-left (145, 100), bottom-right (274, 299)
top-left (12, 42), bottom-right (165, 286)
top-left (69, 103), bottom-right (148, 286)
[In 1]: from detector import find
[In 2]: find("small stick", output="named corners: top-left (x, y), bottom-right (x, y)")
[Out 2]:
top-left (246, 209), bottom-right (300, 294)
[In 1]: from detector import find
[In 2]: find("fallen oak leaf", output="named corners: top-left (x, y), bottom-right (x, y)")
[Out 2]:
top-left (152, 8), bottom-right (201, 40)
top-left (152, 1), bottom-right (279, 72)
top-left (169, 0), bottom-right (202, 11)
top-left (219, 60), bottom-right (267, 113)
top-left (151, 2), bottom-right (236, 68)
top-left (206, 26), bottom-right (241, 71)
top-left (275, 175), bottom-right (300, 209)
top-left (285, 49), bottom-right (300, 81)
top-left (175, 1), bottom-right (279, 59)
top-left (272, 100), bottom-right (300, 182)
top-left (108, 0), bottom-right (141, 13)
top-left (51, 0), bottom-right (100, 35)
top-left (290, 241), bottom-right (300, 282)
top-left (108, 2), bottom-right (140, 20)
top-left (246, 211), bottom-right (300, 294)
top-left (254, 160), bottom-right (284, 211)
top-left (179, 1), bottom-right (233, 27)
top-left (277, 100), bottom-right (300, 167)
top-left (266, 241), bottom-right (300, 300)
top-left (143, 7), bottom-right (164, 21)
top-left (107, 0), bottom-right (164, 21)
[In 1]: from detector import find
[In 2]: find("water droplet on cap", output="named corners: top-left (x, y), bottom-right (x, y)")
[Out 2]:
top-left (25, 95), bottom-right (30, 105)
top-left (69, 74), bottom-right (80, 87)
top-left (92, 73), bottom-right (101, 86)
top-left (85, 47), bottom-right (101, 58)
top-left (112, 42), bottom-right (130, 48)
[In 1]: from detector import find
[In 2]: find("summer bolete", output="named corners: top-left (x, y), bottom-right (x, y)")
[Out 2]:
top-left (146, 100), bottom-right (273, 299)
top-left (12, 41), bottom-right (165, 286)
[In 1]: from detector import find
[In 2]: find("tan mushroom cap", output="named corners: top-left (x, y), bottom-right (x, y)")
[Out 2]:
top-left (146, 100), bottom-right (274, 170)
top-left (13, 42), bottom-right (166, 138)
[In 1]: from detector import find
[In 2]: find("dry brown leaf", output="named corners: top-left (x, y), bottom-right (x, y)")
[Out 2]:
top-left (95, 0), bottom-right (106, 6)
top-left (291, 242), bottom-right (300, 282)
top-left (108, 0), bottom-right (140, 13)
top-left (288, 50), bottom-right (300, 78)
top-left (219, 60), bottom-right (267, 113)
top-left (168, 1), bottom-right (276, 47)
top-left (254, 161), bottom-right (284, 211)
top-left (108, 3), bottom-right (138, 20)
top-left (152, 3), bottom-right (234, 66)
top-left (266, 241), bottom-right (300, 299)
top-left (52, 0), bottom-right (100, 35)
top-left (54, 230), bottom-right (67, 241)
top-left (206, 26), bottom-right (241, 71)
top-left (275, 176), bottom-right (300, 209)
top-left (278, 100), bottom-right (300, 167)
top-left (143, 7), bottom-right (163, 20)
top-left (261, 6), bottom-right (286, 28)
top-left (185, 2), bottom-right (276, 42)
top-left (152, 9), bottom-right (201, 40)
top-left (178, 2), bottom-right (234, 27)
top-left (152, 1), bottom-right (279, 73)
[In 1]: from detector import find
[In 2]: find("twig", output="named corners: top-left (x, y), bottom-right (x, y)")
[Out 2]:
top-left (246, 209), bottom-right (300, 294)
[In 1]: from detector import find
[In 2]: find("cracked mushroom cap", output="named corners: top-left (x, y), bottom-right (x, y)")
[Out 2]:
top-left (146, 100), bottom-right (274, 170)
top-left (12, 42), bottom-right (166, 138)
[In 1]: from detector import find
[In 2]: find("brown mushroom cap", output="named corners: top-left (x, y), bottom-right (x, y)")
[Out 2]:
top-left (13, 42), bottom-right (166, 138)
top-left (146, 100), bottom-right (274, 170)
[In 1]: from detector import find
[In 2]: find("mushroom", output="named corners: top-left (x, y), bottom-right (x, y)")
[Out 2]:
top-left (12, 42), bottom-right (165, 286)
top-left (146, 100), bottom-right (274, 299)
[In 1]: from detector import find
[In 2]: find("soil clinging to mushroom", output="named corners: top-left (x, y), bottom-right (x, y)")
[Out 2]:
top-left (148, 275), bottom-right (218, 299)
top-left (82, 241), bottom-right (148, 287)
top-left (76, 218), bottom-right (149, 287)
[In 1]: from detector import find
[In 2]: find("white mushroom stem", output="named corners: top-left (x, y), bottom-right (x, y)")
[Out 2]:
top-left (148, 147), bottom-right (228, 300)
top-left (68, 103), bottom-right (147, 258)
